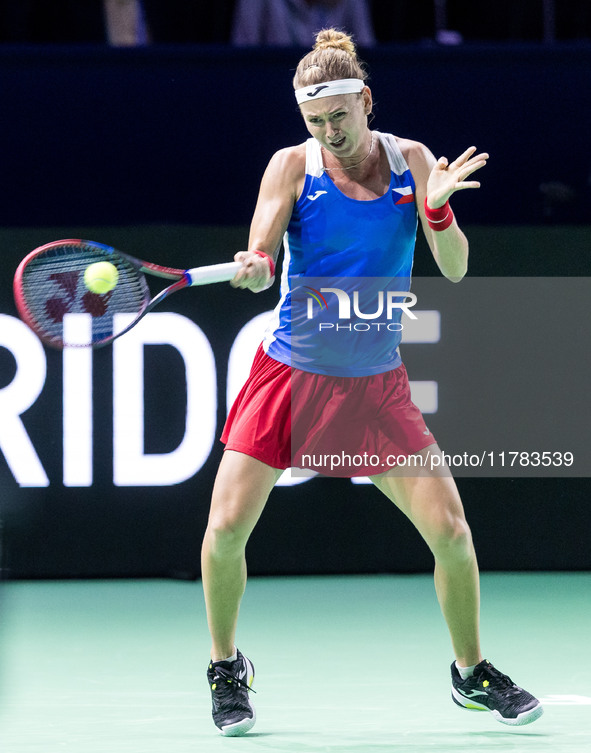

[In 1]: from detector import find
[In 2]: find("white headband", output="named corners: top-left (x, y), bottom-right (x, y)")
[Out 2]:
top-left (295, 78), bottom-right (365, 105)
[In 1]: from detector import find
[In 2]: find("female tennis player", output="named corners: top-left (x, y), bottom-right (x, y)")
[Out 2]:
top-left (203, 29), bottom-right (542, 736)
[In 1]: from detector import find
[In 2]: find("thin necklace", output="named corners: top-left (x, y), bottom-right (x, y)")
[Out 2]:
top-left (322, 132), bottom-right (375, 172)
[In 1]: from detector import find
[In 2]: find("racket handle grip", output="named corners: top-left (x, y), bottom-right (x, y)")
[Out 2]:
top-left (185, 261), bottom-right (242, 286)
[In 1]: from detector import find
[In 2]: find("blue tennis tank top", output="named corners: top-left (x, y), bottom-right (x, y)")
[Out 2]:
top-left (263, 131), bottom-right (418, 376)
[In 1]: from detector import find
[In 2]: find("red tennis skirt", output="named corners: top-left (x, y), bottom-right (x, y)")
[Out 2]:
top-left (221, 345), bottom-right (435, 477)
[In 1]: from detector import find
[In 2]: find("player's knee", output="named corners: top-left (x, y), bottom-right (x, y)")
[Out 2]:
top-left (205, 520), bottom-right (248, 558)
top-left (204, 510), bottom-right (254, 558)
top-left (431, 517), bottom-right (474, 565)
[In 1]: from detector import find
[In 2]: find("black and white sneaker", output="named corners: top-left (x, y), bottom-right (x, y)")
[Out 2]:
top-left (207, 649), bottom-right (256, 736)
top-left (451, 659), bottom-right (543, 726)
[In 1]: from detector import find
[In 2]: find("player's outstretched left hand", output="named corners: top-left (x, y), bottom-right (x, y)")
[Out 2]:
top-left (426, 146), bottom-right (489, 209)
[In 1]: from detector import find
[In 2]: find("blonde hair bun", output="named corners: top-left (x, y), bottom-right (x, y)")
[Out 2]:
top-left (314, 29), bottom-right (357, 57)
top-left (293, 27), bottom-right (367, 90)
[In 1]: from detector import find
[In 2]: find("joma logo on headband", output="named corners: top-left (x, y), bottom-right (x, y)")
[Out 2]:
top-left (307, 85), bottom-right (330, 97)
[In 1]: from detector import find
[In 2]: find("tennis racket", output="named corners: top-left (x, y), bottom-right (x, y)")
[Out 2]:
top-left (13, 239), bottom-right (242, 349)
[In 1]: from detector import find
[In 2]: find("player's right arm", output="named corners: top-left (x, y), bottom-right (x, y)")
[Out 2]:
top-left (231, 145), bottom-right (305, 292)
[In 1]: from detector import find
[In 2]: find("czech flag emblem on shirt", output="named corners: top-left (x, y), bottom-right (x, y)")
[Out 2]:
top-left (392, 185), bottom-right (414, 205)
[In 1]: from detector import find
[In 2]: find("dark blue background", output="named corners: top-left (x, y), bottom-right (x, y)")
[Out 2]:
top-left (1, 43), bottom-right (589, 227)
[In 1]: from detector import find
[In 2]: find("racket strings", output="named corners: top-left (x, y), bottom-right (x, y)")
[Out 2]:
top-left (20, 244), bottom-right (149, 346)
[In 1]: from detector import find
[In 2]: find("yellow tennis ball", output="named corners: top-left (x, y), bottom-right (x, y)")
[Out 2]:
top-left (84, 261), bottom-right (119, 294)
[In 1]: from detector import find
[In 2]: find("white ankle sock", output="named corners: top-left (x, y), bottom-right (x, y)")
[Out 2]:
top-left (455, 661), bottom-right (477, 680)
top-left (216, 648), bottom-right (237, 664)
